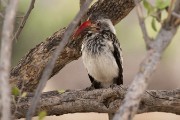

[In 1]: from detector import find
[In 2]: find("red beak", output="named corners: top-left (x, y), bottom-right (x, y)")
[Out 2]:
top-left (73, 20), bottom-right (92, 38)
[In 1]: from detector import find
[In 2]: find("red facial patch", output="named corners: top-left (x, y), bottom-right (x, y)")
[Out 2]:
top-left (73, 20), bottom-right (92, 38)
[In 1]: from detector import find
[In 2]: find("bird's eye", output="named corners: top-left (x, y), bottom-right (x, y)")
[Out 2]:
top-left (96, 28), bottom-right (100, 31)
top-left (97, 22), bottom-right (101, 26)
top-left (87, 33), bottom-right (93, 37)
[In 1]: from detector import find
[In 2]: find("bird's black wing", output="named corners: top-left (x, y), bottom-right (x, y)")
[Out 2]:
top-left (111, 34), bottom-right (123, 85)
top-left (88, 74), bottom-right (101, 89)
top-left (101, 30), bottom-right (123, 85)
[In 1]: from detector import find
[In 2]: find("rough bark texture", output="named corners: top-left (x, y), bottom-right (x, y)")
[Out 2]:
top-left (10, 0), bottom-right (140, 92)
top-left (12, 87), bottom-right (180, 119)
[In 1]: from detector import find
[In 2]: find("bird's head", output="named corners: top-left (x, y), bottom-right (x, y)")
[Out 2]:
top-left (73, 19), bottom-right (115, 38)
top-left (95, 19), bottom-right (116, 34)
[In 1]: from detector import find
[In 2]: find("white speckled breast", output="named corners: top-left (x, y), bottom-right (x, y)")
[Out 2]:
top-left (82, 39), bottom-right (119, 87)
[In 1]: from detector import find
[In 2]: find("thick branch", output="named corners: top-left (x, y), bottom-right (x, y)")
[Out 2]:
top-left (12, 87), bottom-right (180, 119)
top-left (10, 0), bottom-right (140, 92)
top-left (0, 0), bottom-right (19, 119)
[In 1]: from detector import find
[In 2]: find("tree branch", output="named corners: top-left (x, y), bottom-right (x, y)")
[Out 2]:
top-left (0, 0), bottom-right (19, 119)
top-left (13, 0), bottom-right (36, 41)
top-left (80, 0), bottom-right (85, 8)
top-left (172, 12), bottom-right (180, 19)
top-left (10, 0), bottom-right (140, 92)
top-left (12, 87), bottom-right (180, 119)
top-left (134, 0), bottom-right (152, 49)
top-left (113, 1), bottom-right (180, 120)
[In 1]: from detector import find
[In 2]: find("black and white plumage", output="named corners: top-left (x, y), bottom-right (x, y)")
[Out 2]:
top-left (74, 19), bottom-right (123, 89)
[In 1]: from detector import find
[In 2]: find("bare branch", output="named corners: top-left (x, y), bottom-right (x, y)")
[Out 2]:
top-left (113, 1), bottom-right (180, 120)
top-left (79, 0), bottom-right (87, 23)
top-left (12, 87), bottom-right (180, 119)
top-left (0, 12), bottom-right (4, 18)
top-left (0, 0), bottom-right (8, 7)
top-left (13, 0), bottom-right (36, 41)
top-left (0, 0), bottom-right (19, 119)
top-left (26, 0), bottom-right (93, 120)
top-left (172, 12), bottom-right (180, 19)
top-left (166, 0), bottom-right (175, 22)
top-left (134, 0), bottom-right (152, 49)
top-left (80, 0), bottom-right (85, 8)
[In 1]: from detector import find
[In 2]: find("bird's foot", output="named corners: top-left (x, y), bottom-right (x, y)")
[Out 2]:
top-left (84, 85), bottom-right (95, 91)
top-left (65, 89), bottom-right (73, 92)
top-left (110, 84), bottom-right (119, 89)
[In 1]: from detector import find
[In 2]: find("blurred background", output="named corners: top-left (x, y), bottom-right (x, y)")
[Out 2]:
top-left (6, 0), bottom-right (180, 119)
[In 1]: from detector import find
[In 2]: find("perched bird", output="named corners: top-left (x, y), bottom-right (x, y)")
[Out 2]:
top-left (73, 18), bottom-right (123, 89)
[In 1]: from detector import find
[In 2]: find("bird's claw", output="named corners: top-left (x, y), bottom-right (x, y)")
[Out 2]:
top-left (84, 85), bottom-right (95, 91)
top-left (110, 84), bottom-right (119, 89)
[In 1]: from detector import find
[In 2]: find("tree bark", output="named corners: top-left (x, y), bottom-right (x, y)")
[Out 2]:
top-left (10, 0), bottom-right (140, 92)
top-left (0, 0), bottom-right (19, 119)
top-left (12, 87), bottom-right (180, 119)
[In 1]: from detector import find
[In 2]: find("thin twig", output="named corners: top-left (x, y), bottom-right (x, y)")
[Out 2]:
top-left (12, 80), bottom-right (26, 118)
top-left (80, 0), bottom-right (85, 9)
top-left (172, 12), bottom-right (180, 19)
top-left (13, 0), bottom-right (36, 41)
top-left (0, 0), bottom-right (8, 7)
top-left (25, 0), bottom-right (93, 120)
top-left (0, 12), bottom-right (4, 18)
top-left (113, 0), bottom-right (180, 120)
top-left (167, 0), bottom-right (175, 21)
top-left (0, 0), bottom-right (19, 120)
top-left (79, 0), bottom-right (88, 24)
top-left (135, 0), bottom-right (152, 49)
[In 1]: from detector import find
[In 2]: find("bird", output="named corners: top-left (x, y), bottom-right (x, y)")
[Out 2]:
top-left (73, 18), bottom-right (123, 89)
